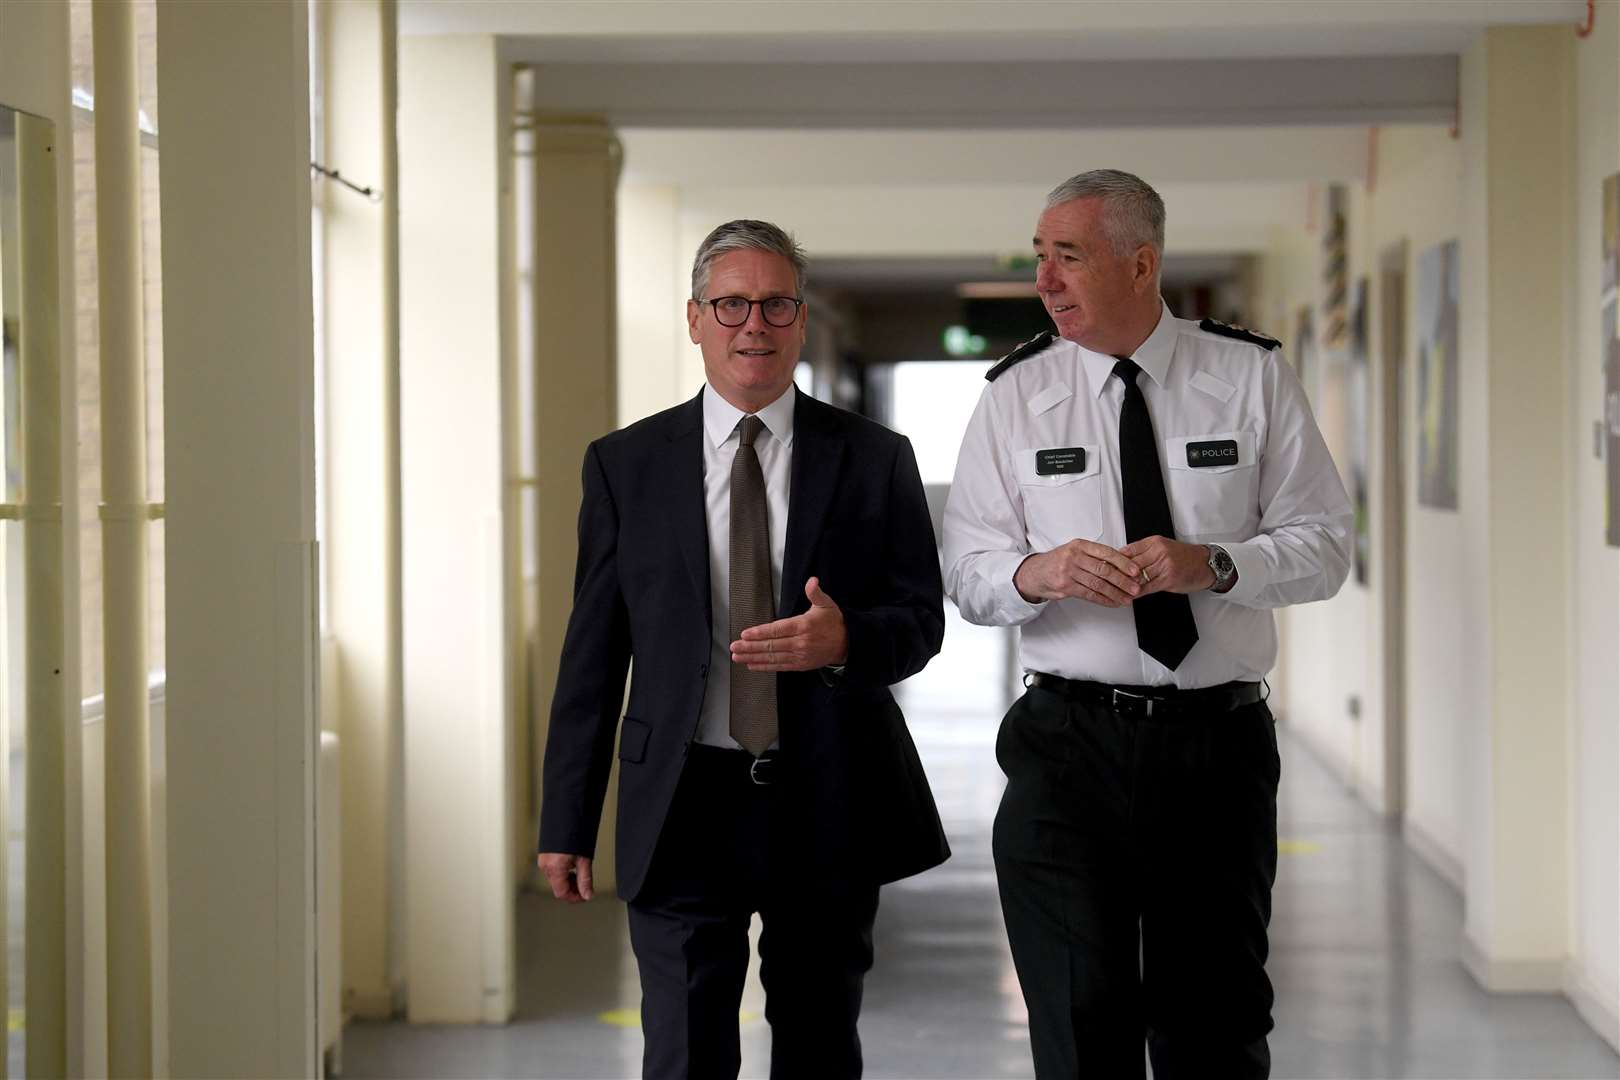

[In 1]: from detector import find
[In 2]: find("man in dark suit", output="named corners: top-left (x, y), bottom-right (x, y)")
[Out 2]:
top-left (537, 219), bottom-right (949, 1080)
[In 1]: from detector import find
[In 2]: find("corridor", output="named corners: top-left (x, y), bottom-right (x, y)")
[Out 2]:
top-left (341, 610), bottom-right (1620, 1080)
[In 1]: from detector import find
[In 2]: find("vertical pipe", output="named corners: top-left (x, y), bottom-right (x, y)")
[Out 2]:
top-left (91, 1), bottom-right (154, 1075)
top-left (18, 108), bottom-right (68, 1080)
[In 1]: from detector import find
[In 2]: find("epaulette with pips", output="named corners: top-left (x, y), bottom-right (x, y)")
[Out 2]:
top-left (1198, 318), bottom-right (1280, 351)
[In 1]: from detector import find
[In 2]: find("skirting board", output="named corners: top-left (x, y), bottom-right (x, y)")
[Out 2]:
top-left (1567, 963), bottom-right (1620, 1054)
top-left (1461, 932), bottom-right (1564, 993)
top-left (1403, 816), bottom-right (1465, 892)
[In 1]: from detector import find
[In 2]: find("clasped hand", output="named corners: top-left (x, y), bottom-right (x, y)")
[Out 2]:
top-left (1014, 535), bottom-right (1215, 607)
top-left (729, 576), bottom-right (849, 671)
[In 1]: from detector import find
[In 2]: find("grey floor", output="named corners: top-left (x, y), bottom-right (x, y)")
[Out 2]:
top-left (342, 611), bottom-right (1620, 1080)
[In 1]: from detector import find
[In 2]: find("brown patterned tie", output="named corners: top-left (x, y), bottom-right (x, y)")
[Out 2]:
top-left (729, 415), bottom-right (777, 755)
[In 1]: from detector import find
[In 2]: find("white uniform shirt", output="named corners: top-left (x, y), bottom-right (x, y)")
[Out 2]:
top-left (697, 382), bottom-right (794, 747)
top-left (942, 302), bottom-right (1353, 689)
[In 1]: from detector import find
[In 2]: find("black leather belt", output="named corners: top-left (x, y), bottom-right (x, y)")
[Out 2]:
top-left (689, 742), bottom-right (778, 785)
top-left (1025, 672), bottom-right (1263, 719)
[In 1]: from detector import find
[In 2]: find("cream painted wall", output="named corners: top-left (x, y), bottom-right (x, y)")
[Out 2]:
top-left (1254, 30), bottom-right (1617, 1050)
top-left (320, 0), bottom-right (402, 1021)
top-left (398, 33), bottom-right (513, 1025)
top-left (157, 1), bottom-right (320, 1073)
top-left (1568, 6), bottom-right (1620, 1046)
top-left (617, 184), bottom-right (687, 425)
top-left (1465, 26), bottom-right (1574, 983)
top-left (1366, 129), bottom-right (1467, 874)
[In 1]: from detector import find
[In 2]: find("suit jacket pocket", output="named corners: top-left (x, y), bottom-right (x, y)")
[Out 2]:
top-left (618, 716), bottom-right (651, 763)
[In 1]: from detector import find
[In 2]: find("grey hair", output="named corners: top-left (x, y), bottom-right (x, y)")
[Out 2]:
top-left (1044, 169), bottom-right (1165, 259)
top-left (690, 219), bottom-right (808, 300)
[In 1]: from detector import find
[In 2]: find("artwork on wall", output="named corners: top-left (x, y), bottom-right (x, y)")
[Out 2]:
top-left (1603, 174), bottom-right (1620, 546)
top-left (1347, 277), bottom-right (1371, 585)
top-left (1415, 239), bottom-right (1460, 511)
top-left (1321, 185), bottom-right (1349, 351)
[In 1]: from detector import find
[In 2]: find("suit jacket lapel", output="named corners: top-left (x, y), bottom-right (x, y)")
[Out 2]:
top-left (779, 393), bottom-right (845, 618)
top-left (664, 392), bottom-right (711, 628)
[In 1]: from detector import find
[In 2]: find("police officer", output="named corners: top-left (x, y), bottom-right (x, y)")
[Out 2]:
top-left (942, 169), bottom-right (1352, 1079)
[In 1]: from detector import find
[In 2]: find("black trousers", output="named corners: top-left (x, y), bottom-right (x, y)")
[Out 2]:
top-left (993, 685), bottom-right (1280, 1079)
top-left (627, 745), bottom-right (881, 1080)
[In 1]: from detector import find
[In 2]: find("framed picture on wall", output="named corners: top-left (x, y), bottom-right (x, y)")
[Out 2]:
top-left (1603, 173), bottom-right (1620, 547)
top-left (1348, 277), bottom-right (1371, 585)
top-left (1415, 239), bottom-right (1460, 511)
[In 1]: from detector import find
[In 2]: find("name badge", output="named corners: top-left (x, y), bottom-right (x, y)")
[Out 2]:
top-left (1035, 447), bottom-right (1086, 475)
top-left (1186, 439), bottom-right (1240, 467)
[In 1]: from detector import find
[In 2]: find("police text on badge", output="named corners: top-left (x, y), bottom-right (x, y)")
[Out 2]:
top-left (1185, 439), bottom-right (1240, 467)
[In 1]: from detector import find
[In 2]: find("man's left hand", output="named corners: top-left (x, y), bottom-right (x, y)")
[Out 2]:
top-left (1120, 536), bottom-right (1216, 595)
top-left (731, 577), bottom-right (849, 672)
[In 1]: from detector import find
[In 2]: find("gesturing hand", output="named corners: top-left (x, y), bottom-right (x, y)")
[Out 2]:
top-left (1119, 536), bottom-right (1216, 595)
top-left (1013, 538), bottom-right (1146, 608)
top-left (730, 576), bottom-right (849, 672)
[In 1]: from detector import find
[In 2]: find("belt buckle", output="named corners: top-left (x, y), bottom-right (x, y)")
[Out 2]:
top-left (1110, 687), bottom-right (1154, 718)
top-left (749, 755), bottom-right (774, 786)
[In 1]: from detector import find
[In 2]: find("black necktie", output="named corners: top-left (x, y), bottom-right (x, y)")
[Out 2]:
top-left (1114, 358), bottom-right (1198, 671)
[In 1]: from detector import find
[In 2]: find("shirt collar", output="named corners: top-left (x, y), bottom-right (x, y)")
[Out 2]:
top-left (1078, 299), bottom-right (1178, 399)
top-left (702, 382), bottom-right (797, 451)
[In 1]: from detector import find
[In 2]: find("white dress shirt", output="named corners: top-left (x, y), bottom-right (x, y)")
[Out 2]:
top-left (942, 301), bottom-right (1353, 689)
top-left (697, 382), bottom-right (795, 747)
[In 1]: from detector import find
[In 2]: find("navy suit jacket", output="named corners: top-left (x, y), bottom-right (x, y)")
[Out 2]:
top-left (538, 389), bottom-right (951, 902)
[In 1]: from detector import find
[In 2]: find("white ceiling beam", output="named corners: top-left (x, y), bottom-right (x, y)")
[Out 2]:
top-left (619, 126), bottom-right (1376, 186)
top-left (667, 183), bottom-right (1301, 258)
top-left (518, 56), bottom-right (1457, 129)
top-left (405, 1), bottom-right (1584, 60)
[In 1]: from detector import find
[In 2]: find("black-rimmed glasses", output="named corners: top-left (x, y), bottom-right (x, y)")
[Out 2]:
top-left (698, 295), bottom-right (803, 328)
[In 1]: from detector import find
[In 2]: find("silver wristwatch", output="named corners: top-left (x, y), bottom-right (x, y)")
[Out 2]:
top-left (1206, 544), bottom-right (1237, 593)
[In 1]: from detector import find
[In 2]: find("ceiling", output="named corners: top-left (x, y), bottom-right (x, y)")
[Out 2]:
top-left (401, 0), bottom-right (1583, 270)
top-left (402, 1), bottom-right (1584, 63)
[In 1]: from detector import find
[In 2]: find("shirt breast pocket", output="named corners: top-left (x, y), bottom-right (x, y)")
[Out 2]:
top-left (1164, 430), bottom-right (1259, 538)
top-left (1017, 444), bottom-right (1103, 546)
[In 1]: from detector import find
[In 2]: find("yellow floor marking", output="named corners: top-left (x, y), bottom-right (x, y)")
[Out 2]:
top-left (8, 1008), bottom-right (22, 1033)
top-left (597, 1008), bottom-right (639, 1028)
top-left (598, 1007), bottom-right (762, 1028)
top-left (1278, 839), bottom-right (1321, 856)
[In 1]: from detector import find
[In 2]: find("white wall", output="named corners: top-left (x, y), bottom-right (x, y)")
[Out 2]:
top-left (1568, 5), bottom-right (1620, 1047)
top-left (157, 2), bottom-right (320, 1074)
top-left (319, 0), bottom-right (402, 1021)
top-left (398, 33), bottom-right (513, 1024)
top-left (616, 183), bottom-right (686, 425)
top-left (1254, 31), bottom-right (1617, 1050)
